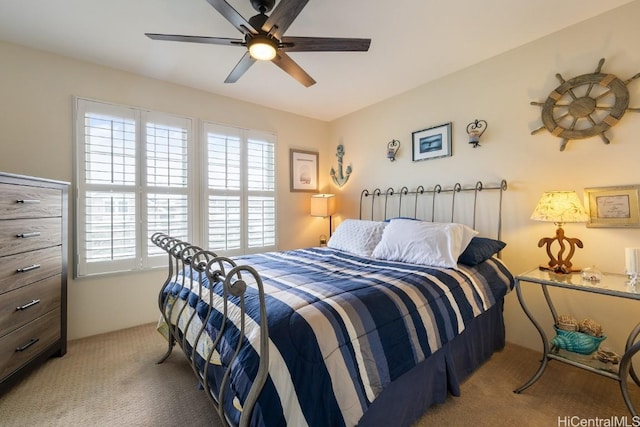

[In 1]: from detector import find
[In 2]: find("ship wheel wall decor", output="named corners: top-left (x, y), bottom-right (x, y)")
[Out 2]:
top-left (531, 58), bottom-right (640, 151)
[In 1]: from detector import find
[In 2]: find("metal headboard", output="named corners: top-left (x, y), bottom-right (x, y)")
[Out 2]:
top-left (359, 179), bottom-right (508, 240)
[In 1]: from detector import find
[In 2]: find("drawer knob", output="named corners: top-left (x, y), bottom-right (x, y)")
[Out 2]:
top-left (16, 299), bottom-right (41, 311)
top-left (16, 232), bottom-right (41, 238)
top-left (15, 338), bottom-right (40, 352)
top-left (16, 199), bottom-right (40, 204)
top-left (16, 264), bottom-right (41, 273)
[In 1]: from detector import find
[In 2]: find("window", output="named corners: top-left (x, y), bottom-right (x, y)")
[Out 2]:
top-left (74, 99), bottom-right (278, 277)
top-left (203, 122), bottom-right (277, 256)
top-left (75, 98), bottom-right (193, 277)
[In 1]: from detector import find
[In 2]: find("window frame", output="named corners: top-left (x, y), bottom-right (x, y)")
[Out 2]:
top-left (201, 121), bottom-right (278, 257)
top-left (73, 98), bottom-right (278, 278)
top-left (73, 97), bottom-right (197, 278)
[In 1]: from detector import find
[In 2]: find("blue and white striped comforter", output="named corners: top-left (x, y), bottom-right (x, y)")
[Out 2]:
top-left (164, 247), bottom-right (514, 427)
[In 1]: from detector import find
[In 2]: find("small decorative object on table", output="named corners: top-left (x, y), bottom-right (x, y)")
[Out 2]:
top-left (552, 327), bottom-right (606, 355)
top-left (578, 318), bottom-right (603, 337)
top-left (594, 349), bottom-right (621, 364)
top-left (556, 314), bottom-right (578, 331)
top-left (552, 315), bottom-right (606, 355)
top-left (581, 265), bottom-right (602, 282)
top-left (625, 247), bottom-right (640, 285)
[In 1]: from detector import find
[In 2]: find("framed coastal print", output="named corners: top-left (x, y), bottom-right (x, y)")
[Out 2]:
top-left (290, 149), bottom-right (318, 192)
top-left (412, 122), bottom-right (452, 162)
top-left (584, 185), bottom-right (640, 228)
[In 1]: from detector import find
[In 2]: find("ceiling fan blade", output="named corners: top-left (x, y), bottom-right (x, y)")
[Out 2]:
top-left (206, 0), bottom-right (257, 34)
top-left (271, 51), bottom-right (315, 87)
top-left (225, 52), bottom-right (257, 83)
top-left (280, 36), bottom-right (371, 52)
top-left (263, 0), bottom-right (309, 39)
top-left (145, 33), bottom-right (244, 46)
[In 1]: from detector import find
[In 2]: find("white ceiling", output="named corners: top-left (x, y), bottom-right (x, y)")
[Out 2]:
top-left (0, 0), bottom-right (634, 121)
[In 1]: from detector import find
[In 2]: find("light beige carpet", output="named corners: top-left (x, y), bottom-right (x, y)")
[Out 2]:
top-left (0, 323), bottom-right (637, 426)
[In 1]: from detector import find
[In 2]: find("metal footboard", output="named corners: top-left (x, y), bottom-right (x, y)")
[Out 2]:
top-left (150, 233), bottom-right (270, 427)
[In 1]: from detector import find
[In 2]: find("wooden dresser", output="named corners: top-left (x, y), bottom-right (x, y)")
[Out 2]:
top-left (0, 172), bottom-right (68, 392)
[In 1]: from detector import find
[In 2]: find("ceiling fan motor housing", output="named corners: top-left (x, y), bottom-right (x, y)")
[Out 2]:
top-left (250, 0), bottom-right (275, 13)
top-left (248, 13), bottom-right (270, 35)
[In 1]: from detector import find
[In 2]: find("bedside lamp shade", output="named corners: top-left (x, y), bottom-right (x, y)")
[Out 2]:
top-left (530, 191), bottom-right (589, 225)
top-left (531, 191), bottom-right (588, 274)
top-left (311, 194), bottom-right (336, 237)
top-left (310, 194), bottom-right (336, 217)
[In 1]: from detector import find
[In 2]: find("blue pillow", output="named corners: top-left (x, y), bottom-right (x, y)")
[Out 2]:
top-left (383, 216), bottom-right (418, 223)
top-left (458, 237), bottom-right (506, 266)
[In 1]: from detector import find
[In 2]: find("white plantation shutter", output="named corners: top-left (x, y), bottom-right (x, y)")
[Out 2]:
top-left (206, 128), bottom-right (242, 252)
top-left (75, 98), bottom-right (193, 276)
top-left (208, 196), bottom-right (241, 251)
top-left (208, 131), bottom-right (241, 190)
top-left (247, 135), bottom-right (276, 249)
top-left (83, 111), bottom-right (136, 186)
top-left (146, 193), bottom-right (189, 256)
top-left (247, 138), bottom-right (275, 192)
top-left (75, 99), bottom-right (277, 277)
top-left (144, 116), bottom-right (190, 262)
top-left (84, 191), bottom-right (137, 262)
top-left (248, 196), bottom-right (275, 248)
top-left (204, 123), bottom-right (277, 255)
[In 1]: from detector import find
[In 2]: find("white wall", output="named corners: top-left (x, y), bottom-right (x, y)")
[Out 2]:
top-left (328, 1), bottom-right (640, 352)
top-left (0, 41), bottom-right (330, 339)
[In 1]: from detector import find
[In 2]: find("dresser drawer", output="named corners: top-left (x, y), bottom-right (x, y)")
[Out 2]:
top-left (0, 218), bottom-right (61, 257)
top-left (0, 308), bottom-right (60, 380)
top-left (0, 183), bottom-right (61, 220)
top-left (0, 275), bottom-right (61, 338)
top-left (0, 173), bottom-right (67, 393)
top-left (0, 246), bottom-right (61, 295)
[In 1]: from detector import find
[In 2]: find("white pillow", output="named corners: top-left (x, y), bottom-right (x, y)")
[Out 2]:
top-left (327, 219), bottom-right (387, 257)
top-left (371, 219), bottom-right (478, 268)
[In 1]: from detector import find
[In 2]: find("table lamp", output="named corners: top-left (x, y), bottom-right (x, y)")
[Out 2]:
top-left (310, 194), bottom-right (336, 239)
top-left (530, 190), bottom-right (589, 274)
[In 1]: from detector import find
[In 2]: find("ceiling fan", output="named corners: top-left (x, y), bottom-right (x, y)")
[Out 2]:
top-left (145, 0), bottom-right (371, 87)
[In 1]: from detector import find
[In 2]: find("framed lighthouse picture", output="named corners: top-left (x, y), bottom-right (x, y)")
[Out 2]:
top-left (290, 149), bottom-right (318, 192)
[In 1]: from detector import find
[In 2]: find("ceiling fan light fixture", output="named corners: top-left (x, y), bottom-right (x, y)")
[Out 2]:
top-left (248, 36), bottom-right (277, 61)
top-left (145, 0), bottom-right (371, 86)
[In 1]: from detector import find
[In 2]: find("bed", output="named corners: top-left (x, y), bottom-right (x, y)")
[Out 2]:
top-left (152, 180), bottom-right (514, 427)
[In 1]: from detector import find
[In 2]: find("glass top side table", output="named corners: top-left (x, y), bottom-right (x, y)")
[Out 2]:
top-left (513, 268), bottom-right (640, 416)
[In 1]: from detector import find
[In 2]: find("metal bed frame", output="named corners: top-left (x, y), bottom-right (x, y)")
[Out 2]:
top-left (150, 234), bottom-right (269, 427)
top-left (359, 179), bottom-right (508, 239)
top-left (150, 178), bottom-right (508, 427)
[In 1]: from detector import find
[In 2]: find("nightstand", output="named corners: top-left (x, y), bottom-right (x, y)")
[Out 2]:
top-left (513, 268), bottom-right (639, 416)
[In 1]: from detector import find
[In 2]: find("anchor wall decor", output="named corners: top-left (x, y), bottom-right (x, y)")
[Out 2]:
top-left (330, 144), bottom-right (352, 188)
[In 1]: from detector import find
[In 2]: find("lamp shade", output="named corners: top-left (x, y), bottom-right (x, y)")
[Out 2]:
top-left (530, 191), bottom-right (589, 224)
top-left (310, 194), bottom-right (336, 217)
